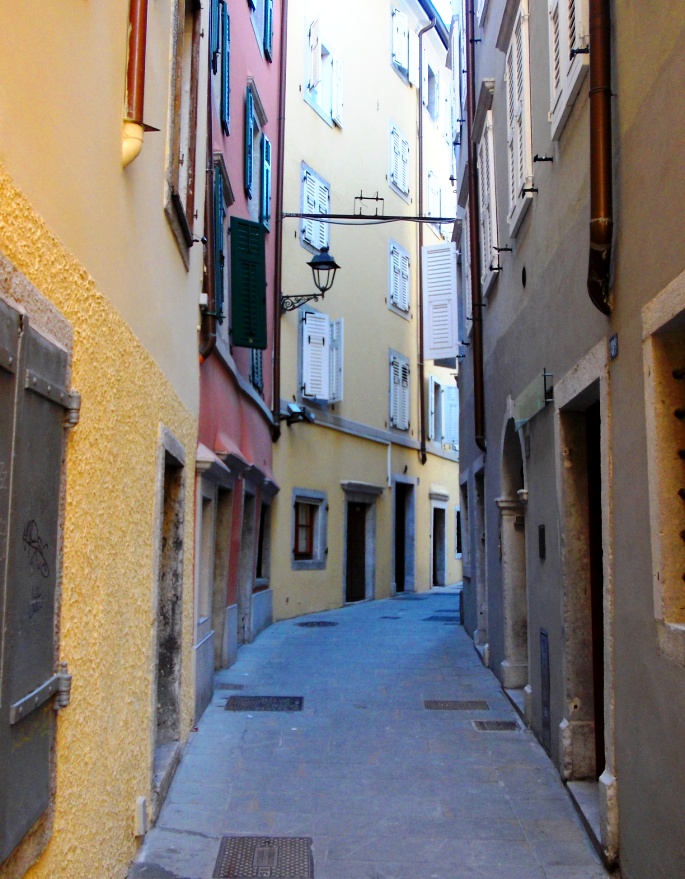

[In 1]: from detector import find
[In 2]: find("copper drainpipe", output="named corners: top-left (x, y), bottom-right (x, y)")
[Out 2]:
top-left (417, 17), bottom-right (436, 466)
top-left (272, 0), bottom-right (289, 441)
top-left (587, 0), bottom-right (613, 315)
top-left (123, 0), bottom-right (149, 166)
top-left (199, 12), bottom-right (217, 360)
top-left (466, 0), bottom-right (486, 452)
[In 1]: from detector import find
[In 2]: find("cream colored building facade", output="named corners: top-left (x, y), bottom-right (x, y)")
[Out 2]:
top-left (0, 1), bottom-right (205, 877)
top-left (272, 0), bottom-right (461, 618)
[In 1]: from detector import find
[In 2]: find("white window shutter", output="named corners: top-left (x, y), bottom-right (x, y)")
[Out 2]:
top-left (422, 55), bottom-right (428, 106)
top-left (316, 179), bottom-right (330, 250)
top-left (309, 20), bottom-right (321, 89)
top-left (390, 245), bottom-right (401, 307)
top-left (462, 201), bottom-right (473, 334)
top-left (392, 8), bottom-right (409, 71)
top-left (302, 311), bottom-right (330, 400)
top-left (423, 242), bottom-right (458, 360)
top-left (390, 356), bottom-right (401, 426)
top-left (408, 29), bottom-right (420, 85)
top-left (428, 375), bottom-right (437, 440)
top-left (428, 171), bottom-right (441, 218)
top-left (400, 361), bottom-right (410, 430)
top-left (400, 134), bottom-right (410, 194)
top-left (332, 57), bottom-right (344, 127)
top-left (302, 170), bottom-right (318, 246)
top-left (400, 252), bottom-right (410, 311)
top-left (329, 318), bottom-right (344, 402)
top-left (444, 385), bottom-right (459, 449)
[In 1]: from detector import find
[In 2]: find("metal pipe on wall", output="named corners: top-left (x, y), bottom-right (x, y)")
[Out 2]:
top-left (465, 0), bottom-right (486, 452)
top-left (417, 17), bottom-right (437, 466)
top-left (199, 6), bottom-right (217, 360)
top-left (123, 0), bottom-right (149, 167)
top-left (587, 0), bottom-right (613, 315)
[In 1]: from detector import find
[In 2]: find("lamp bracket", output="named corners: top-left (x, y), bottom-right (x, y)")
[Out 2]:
top-left (280, 293), bottom-right (324, 313)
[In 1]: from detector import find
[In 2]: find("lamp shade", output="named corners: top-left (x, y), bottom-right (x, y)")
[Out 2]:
top-left (307, 247), bottom-right (340, 295)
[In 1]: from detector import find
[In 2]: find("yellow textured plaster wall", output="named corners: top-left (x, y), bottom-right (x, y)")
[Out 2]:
top-left (0, 164), bottom-right (198, 879)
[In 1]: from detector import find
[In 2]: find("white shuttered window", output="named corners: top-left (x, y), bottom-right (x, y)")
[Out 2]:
top-left (301, 311), bottom-right (343, 404)
top-left (477, 110), bottom-right (499, 293)
top-left (389, 243), bottom-right (411, 315)
top-left (390, 125), bottom-right (410, 196)
top-left (548, 0), bottom-right (589, 139)
top-left (390, 353), bottom-right (410, 431)
top-left (504, 0), bottom-right (534, 236)
top-left (423, 242), bottom-right (458, 360)
top-left (462, 201), bottom-right (473, 337)
top-left (329, 317), bottom-right (343, 403)
top-left (301, 166), bottom-right (330, 251)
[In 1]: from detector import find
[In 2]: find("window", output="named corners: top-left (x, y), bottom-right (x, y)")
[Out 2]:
top-left (391, 6), bottom-right (419, 84)
top-left (305, 19), bottom-right (343, 127)
top-left (247, 0), bottom-right (273, 58)
top-left (422, 242), bottom-right (458, 361)
top-left (389, 124), bottom-right (410, 198)
top-left (460, 202), bottom-right (473, 339)
top-left (230, 216), bottom-right (267, 348)
top-left (504, 0), bottom-right (534, 236)
top-left (477, 109), bottom-right (499, 293)
top-left (424, 62), bottom-right (440, 121)
top-left (165, 0), bottom-right (202, 260)
top-left (548, 0), bottom-right (589, 139)
top-left (456, 507), bottom-right (463, 558)
top-left (301, 310), bottom-right (343, 404)
top-left (291, 489), bottom-right (327, 570)
top-left (260, 134), bottom-right (272, 229)
top-left (244, 80), bottom-right (269, 226)
top-left (389, 351), bottom-right (410, 431)
top-left (211, 0), bottom-right (230, 134)
top-left (389, 242), bottom-right (411, 317)
top-left (213, 162), bottom-right (227, 323)
top-left (429, 377), bottom-right (459, 449)
top-left (427, 170), bottom-right (442, 225)
top-left (301, 165), bottom-right (330, 251)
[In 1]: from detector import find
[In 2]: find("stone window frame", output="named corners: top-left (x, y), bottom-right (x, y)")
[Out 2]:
top-left (290, 488), bottom-right (327, 571)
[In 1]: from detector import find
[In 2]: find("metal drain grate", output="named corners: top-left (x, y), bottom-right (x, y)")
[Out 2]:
top-left (213, 836), bottom-right (313, 878)
top-left (473, 720), bottom-right (520, 731)
top-left (296, 620), bottom-right (338, 628)
top-left (424, 699), bottom-right (490, 711)
top-left (225, 696), bottom-right (304, 712)
top-left (423, 614), bottom-right (460, 622)
top-left (215, 683), bottom-right (246, 691)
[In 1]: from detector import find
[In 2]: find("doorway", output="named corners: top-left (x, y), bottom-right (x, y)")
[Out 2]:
top-left (474, 470), bottom-right (487, 645)
top-left (432, 506), bottom-right (446, 586)
top-left (345, 502), bottom-right (367, 602)
top-left (394, 481), bottom-right (415, 592)
top-left (237, 490), bottom-right (256, 645)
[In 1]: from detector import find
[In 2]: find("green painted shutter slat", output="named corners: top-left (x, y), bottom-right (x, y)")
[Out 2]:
top-left (261, 134), bottom-right (272, 230)
top-left (245, 87), bottom-right (254, 197)
top-left (210, 0), bottom-right (220, 74)
top-left (264, 0), bottom-right (274, 60)
top-left (220, 4), bottom-right (230, 134)
top-left (213, 169), bottom-right (225, 322)
top-left (230, 216), bottom-right (267, 349)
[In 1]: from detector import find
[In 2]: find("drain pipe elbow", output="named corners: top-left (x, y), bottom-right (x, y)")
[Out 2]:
top-left (122, 121), bottom-right (145, 168)
top-left (588, 221), bottom-right (612, 316)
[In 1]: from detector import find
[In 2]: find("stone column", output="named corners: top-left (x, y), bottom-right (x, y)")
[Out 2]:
top-left (495, 494), bottom-right (529, 689)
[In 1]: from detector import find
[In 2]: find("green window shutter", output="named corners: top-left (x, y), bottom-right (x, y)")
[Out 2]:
top-left (260, 134), bottom-right (272, 230)
top-left (213, 169), bottom-right (225, 322)
top-left (210, 0), bottom-right (220, 74)
top-left (220, 4), bottom-right (230, 134)
top-left (230, 216), bottom-right (267, 348)
top-left (264, 0), bottom-right (274, 60)
top-left (244, 87), bottom-right (254, 197)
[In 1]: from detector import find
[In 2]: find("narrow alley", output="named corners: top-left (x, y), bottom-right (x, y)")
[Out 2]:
top-left (129, 592), bottom-right (609, 879)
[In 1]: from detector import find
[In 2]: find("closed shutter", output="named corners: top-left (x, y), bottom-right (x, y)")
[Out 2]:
top-left (400, 134), bottom-right (410, 194)
top-left (423, 242), bottom-right (458, 360)
top-left (230, 216), bottom-right (267, 348)
top-left (506, 0), bottom-right (533, 231)
top-left (390, 355), bottom-right (410, 430)
top-left (390, 126), bottom-right (401, 189)
top-left (316, 178), bottom-right (330, 250)
top-left (244, 87), bottom-right (254, 197)
top-left (263, 0), bottom-right (273, 60)
top-left (408, 29), bottom-right (420, 86)
top-left (392, 8), bottom-right (409, 71)
top-left (332, 58), bottom-right (344, 127)
top-left (444, 386), bottom-right (459, 449)
top-left (399, 361), bottom-right (410, 430)
top-left (478, 111), bottom-right (499, 286)
top-left (389, 244), bottom-right (410, 313)
top-left (302, 169), bottom-right (318, 247)
top-left (220, 3), bottom-right (230, 134)
top-left (302, 311), bottom-right (330, 400)
top-left (329, 318), bottom-right (344, 403)
top-left (549, 0), bottom-right (563, 114)
top-left (309, 19), bottom-right (321, 89)
top-left (261, 134), bottom-right (272, 230)
top-left (0, 305), bottom-right (70, 862)
top-left (210, 0), bottom-right (220, 74)
top-left (213, 168), bottom-right (226, 321)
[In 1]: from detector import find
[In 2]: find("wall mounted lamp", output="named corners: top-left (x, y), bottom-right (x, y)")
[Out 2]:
top-left (280, 247), bottom-right (341, 313)
top-left (278, 403), bottom-right (316, 426)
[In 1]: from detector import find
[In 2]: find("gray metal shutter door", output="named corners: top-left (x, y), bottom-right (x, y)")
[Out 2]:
top-left (0, 313), bottom-right (68, 862)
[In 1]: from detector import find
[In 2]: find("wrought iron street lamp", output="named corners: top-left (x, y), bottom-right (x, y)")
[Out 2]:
top-left (280, 247), bottom-right (341, 313)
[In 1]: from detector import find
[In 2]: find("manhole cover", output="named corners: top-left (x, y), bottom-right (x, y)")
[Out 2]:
top-left (296, 620), bottom-right (338, 628)
top-left (424, 700), bottom-right (490, 711)
top-left (216, 683), bottom-right (246, 690)
top-left (423, 615), bottom-right (460, 622)
top-left (213, 836), bottom-right (313, 878)
top-left (225, 696), bottom-right (304, 712)
top-left (473, 720), bottom-right (520, 732)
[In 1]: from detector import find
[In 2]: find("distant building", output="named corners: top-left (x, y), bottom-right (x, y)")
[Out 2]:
top-left (455, 0), bottom-right (685, 874)
top-left (271, 0), bottom-right (462, 619)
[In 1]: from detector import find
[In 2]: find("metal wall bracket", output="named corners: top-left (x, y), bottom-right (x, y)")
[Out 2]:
top-left (9, 662), bottom-right (72, 724)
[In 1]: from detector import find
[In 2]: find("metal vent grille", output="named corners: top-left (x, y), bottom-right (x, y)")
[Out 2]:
top-left (296, 620), bottom-right (338, 628)
top-left (213, 836), bottom-right (313, 878)
top-left (225, 696), bottom-right (303, 712)
top-left (424, 699), bottom-right (490, 711)
top-left (473, 720), bottom-right (520, 732)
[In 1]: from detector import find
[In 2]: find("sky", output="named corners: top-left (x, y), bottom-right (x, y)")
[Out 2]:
top-left (433, 0), bottom-right (454, 26)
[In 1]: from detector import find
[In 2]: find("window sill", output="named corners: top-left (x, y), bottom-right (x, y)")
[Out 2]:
top-left (304, 92), bottom-right (334, 128)
top-left (292, 557), bottom-right (326, 572)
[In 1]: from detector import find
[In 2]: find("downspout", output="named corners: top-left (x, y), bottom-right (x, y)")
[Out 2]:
top-left (466, 0), bottom-right (486, 452)
top-left (272, 0), bottom-right (289, 441)
top-left (199, 13), bottom-right (217, 360)
top-left (123, 0), bottom-right (148, 167)
top-left (417, 17), bottom-right (436, 466)
top-left (587, 0), bottom-right (613, 315)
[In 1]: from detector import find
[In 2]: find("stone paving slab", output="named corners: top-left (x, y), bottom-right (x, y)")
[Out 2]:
top-left (129, 593), bottom-right (610, 879)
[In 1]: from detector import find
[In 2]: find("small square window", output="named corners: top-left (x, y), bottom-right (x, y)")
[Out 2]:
top-left (291, 489), bottom-right (327, 570)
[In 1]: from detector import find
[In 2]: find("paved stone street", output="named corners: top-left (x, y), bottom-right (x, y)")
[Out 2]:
top-left (129, 591), bottom-right (610, 879)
